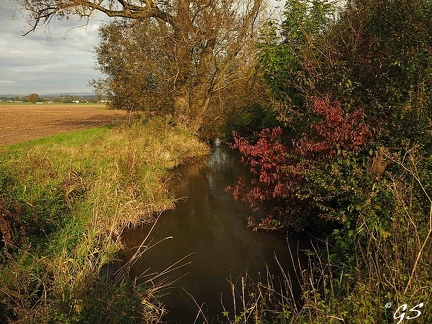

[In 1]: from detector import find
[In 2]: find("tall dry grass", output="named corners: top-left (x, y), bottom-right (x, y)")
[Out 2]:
top-left (0, 116), bottom-right (209, 322)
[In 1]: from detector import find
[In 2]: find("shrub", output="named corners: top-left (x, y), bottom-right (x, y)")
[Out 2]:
top-left (227, 98), bottom-right (374, 231)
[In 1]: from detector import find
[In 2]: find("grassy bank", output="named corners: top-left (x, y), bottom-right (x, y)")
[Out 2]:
top-left (0, 117), bottom-right (209, 323)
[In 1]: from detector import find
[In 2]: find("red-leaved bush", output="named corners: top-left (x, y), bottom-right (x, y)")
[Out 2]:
top-left (227, 98), bottom-right (374, 230)
top-left (227, 127), bottom-right (311, 230)
top-left (294, 98), bottom-right (373, 159)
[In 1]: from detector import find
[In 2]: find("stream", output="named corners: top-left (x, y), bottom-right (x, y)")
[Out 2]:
top-left (122, 142), bottom-right (305, 322)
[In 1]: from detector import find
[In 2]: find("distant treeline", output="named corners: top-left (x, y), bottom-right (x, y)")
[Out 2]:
top-left (0, 94), bottom-right (105, 104)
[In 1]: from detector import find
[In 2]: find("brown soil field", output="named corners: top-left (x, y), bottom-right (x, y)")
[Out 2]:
top-left (0, 103), bottom-right (128, 145)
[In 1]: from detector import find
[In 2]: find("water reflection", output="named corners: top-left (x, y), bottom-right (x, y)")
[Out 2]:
top-left (122, 144), bottom-right (303, 323)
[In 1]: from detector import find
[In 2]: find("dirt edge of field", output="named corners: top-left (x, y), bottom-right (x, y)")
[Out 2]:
top-left (0, 104), bottom-right (129, 145)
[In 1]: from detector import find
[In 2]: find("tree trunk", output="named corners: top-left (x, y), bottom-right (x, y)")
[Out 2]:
top-left (173, 88), bottom-right (210, 133)
top-left (173, 87), bottom-right (192, 126)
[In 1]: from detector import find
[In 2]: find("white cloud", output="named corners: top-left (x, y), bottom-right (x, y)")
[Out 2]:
top-left (0, 0), bottom-right (107, 95)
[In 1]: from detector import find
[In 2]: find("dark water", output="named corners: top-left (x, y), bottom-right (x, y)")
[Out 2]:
top-left (122, 143), bottom-right (305, 323)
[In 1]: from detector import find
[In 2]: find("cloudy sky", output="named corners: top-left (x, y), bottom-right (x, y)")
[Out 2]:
top-left (0, 0), bottom-right (107, 96)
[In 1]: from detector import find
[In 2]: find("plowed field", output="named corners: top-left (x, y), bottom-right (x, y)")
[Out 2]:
top-left (0, 104), bottom-right (128, 145)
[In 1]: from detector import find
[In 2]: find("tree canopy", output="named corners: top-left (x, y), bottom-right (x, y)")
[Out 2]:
top-left (20, 0), bottom-right (266, 132)
top-left (26, 93), bottom-right (41, 104)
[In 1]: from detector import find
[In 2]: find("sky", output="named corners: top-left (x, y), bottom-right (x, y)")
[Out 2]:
top-left (0, 0), bottom-right (284, 97)
top-left (0, 0), bottom-right (107, 96)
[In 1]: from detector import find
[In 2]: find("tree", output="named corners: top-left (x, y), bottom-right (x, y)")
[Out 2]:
top-left (258, 0), bottom-right (338, 117)
top-left (89, 18), bottom-right (178, 115)
top-left (20, 0), bottom-right (265, 131)
top-left (26, 93), bottom-right (41, 104)
top-left (91, 17), bottom-right (272, 136)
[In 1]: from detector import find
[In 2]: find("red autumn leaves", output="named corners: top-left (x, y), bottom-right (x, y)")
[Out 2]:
top-left (295, 98), bottom-right (373, 159)
top-left (227, 98), bottom-right (373, 230)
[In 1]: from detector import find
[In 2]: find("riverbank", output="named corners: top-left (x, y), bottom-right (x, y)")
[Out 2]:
top-left (0, 117), bottom-right (209, 322)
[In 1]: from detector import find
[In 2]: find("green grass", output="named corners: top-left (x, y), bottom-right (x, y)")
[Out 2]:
top-left (4, 126), bottom-right (112, 151)
top-left (0, 101), bottom-right (34, 105)
top-left (0, 116), bottom-right (209, 322)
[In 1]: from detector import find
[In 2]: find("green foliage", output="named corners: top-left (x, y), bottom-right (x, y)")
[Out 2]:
top-left (298, 151), bottom-right (432, 323)
top-left (316, 0), bottom-right (432, 148)
top-left (258, 0), bottom-right (338, 114)
top-left (258, 21), bottom-right (296, 102)
top-left (251, 0), bottom-right (432, 229)
top-left (229, 0), bottom-right (432, 322)
top-left (223, 103), bottom-right (279, 138)
top-left (259, 0), bottom-right (432, 150)
top-left (281, 0), bottom-right (337, 42)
